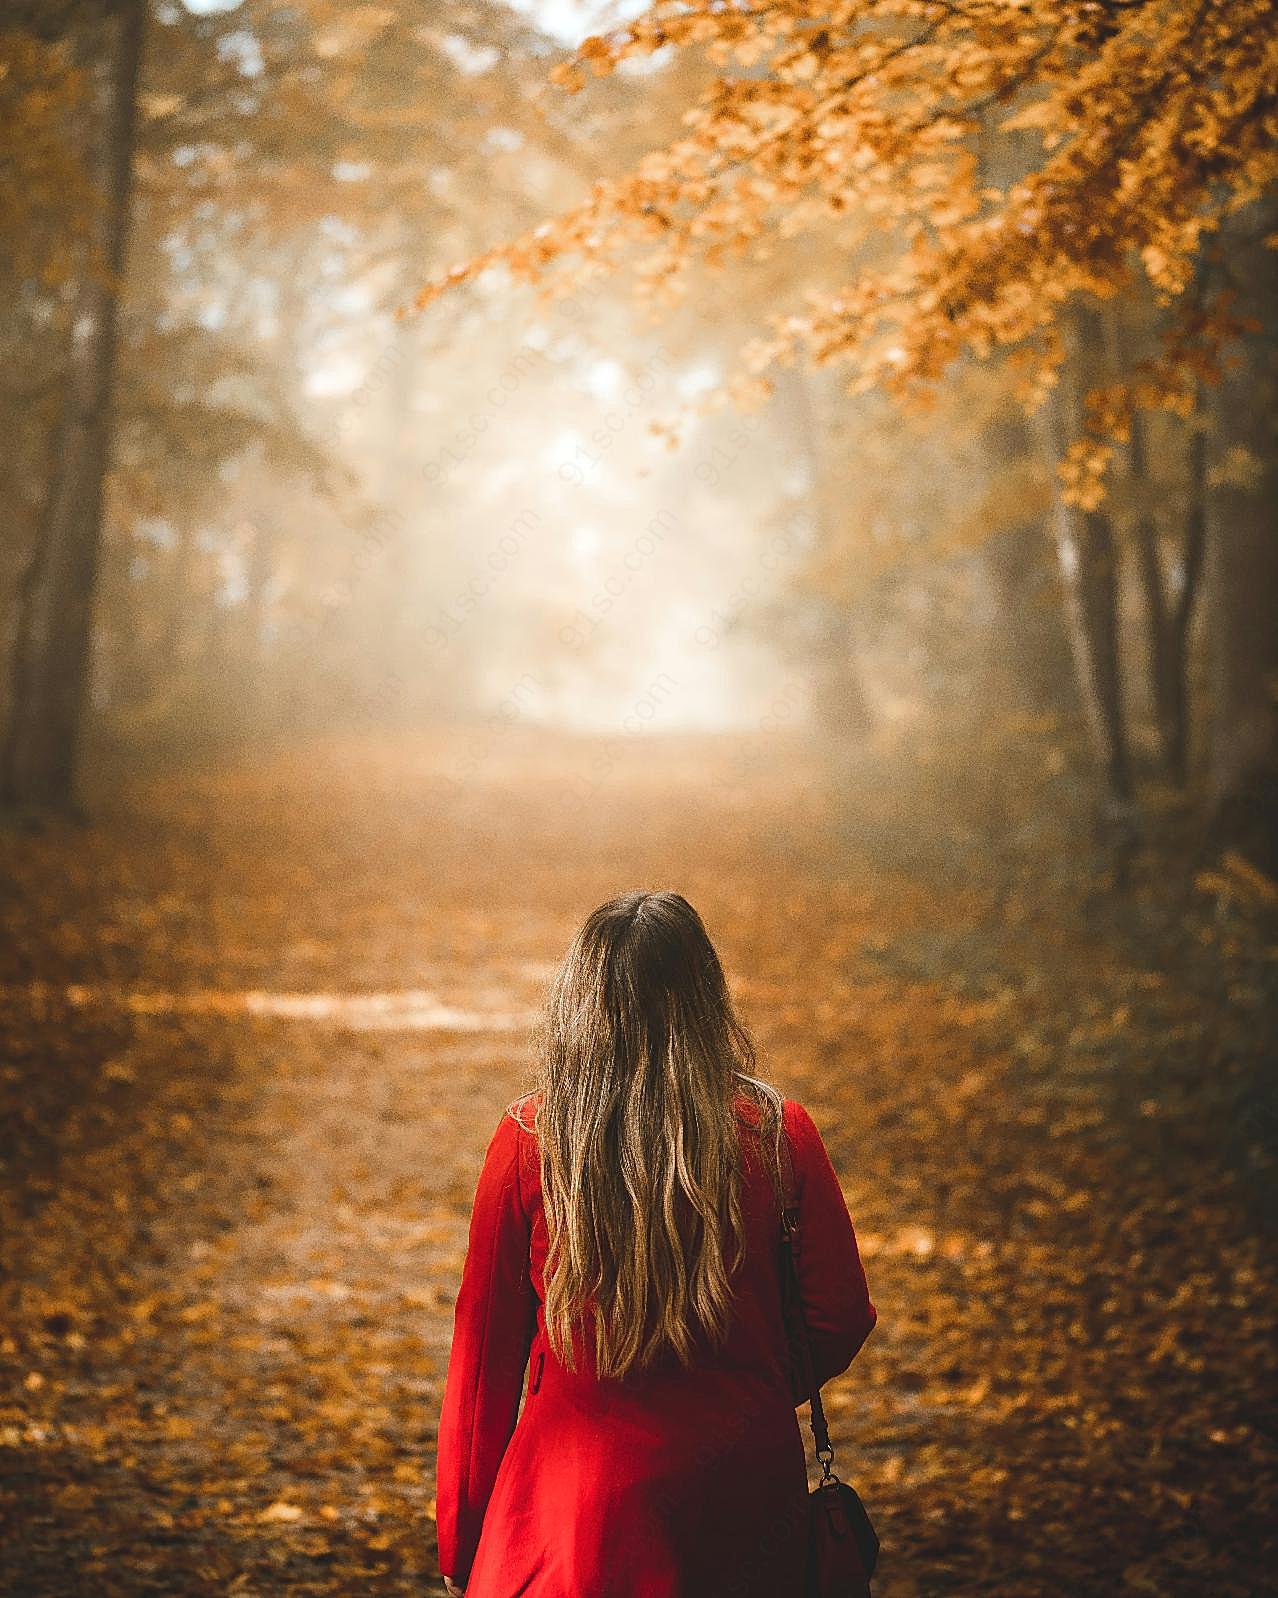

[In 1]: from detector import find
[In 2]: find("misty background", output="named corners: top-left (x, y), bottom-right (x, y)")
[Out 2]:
top-left (4, 0), bottom-right (1210, 871)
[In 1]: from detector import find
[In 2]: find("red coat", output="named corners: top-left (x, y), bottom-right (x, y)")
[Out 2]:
top-left (436, 1091), bottom-right (877, 1597)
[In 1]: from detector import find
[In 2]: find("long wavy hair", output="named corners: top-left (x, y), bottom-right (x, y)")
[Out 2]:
top-left (512, 891), bottom-right (783, 1380)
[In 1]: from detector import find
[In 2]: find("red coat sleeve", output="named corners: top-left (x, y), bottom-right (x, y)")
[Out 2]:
top-left (436, 1112), bottom-right (537, 1588)
top-left (785, 1098), bottom-right (877, 1390)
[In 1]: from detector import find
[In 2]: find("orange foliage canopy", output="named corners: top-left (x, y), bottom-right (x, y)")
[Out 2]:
top-left (0, 29), bottom-right (93, 289)
top-left (413, 0), bottom-right (1277, 495)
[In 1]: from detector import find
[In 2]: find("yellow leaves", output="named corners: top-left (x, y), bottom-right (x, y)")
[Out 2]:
top-left (998, 92), bottom-right (1056, 138)
top-left (1058, 437), bottom-right (1115, 511)
top-left (1219, 851), bottom-right (1278, 903)
top-left (577, 36), bottom-right (615, 78)
top-left (548, 34), bottom-right (616, 93)
top-left (724, 372), bottom-right (774, 412)
top-left (731, 32), bottom-right (773, 70)
top-left (907, 162), bottom-right (960, 200)
top-left (410, 0), bottom-right (1269, 506)
top-left (4, 727), bottom-right (1277, 1595)
top-left (548, 60), bottom-right (586, 94)
top-left (637, 149), bottom-right (679, 184)
top-left (313, 6), bottom-right (395, 60)
top-left (899, 1226), bottom-right (935, 1260)
top-left (139, 92), bottom-right (182, 121)
top-left (257, 1500), bottom-right (305, 1524)
top-left (1195, 850), bottom-right (1278, 910)
top-left (0, 29), bottom-right (94, 286)
top-left (1208, 442), bottom-right (1265, 494)
top-left (1122, 1559), bottom-right (1169, 1593)
top-left (401, 1284), bottom-right (449, 1312)
top-left (740, 329), bottom-right (788, 376)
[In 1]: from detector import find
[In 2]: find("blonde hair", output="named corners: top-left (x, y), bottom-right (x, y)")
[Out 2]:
top-left (512, 891), bottom-right (783, 1380)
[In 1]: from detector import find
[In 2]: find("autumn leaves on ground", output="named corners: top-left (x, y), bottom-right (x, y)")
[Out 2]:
top-left (1, 731), bottom-right (1274, 1598)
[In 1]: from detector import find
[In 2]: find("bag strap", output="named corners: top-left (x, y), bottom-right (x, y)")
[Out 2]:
top-left (770, 1106), bottom-right (839, 1485)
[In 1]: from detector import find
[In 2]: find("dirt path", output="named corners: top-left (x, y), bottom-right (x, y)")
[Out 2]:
top-left (1, 731), bottom-right (1273, 1596)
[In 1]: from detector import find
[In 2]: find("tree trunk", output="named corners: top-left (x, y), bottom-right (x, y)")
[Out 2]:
top-left (121, 528), bottom-right (197, 717)
top-left (979, 409), bottom-right (1075, 714)
top-left (1205, 200), bottom-right (1278, 870)
top-left (1131, 404), bottom-right (1204, 785)
top-left (972, 122), bottom-right (1076, 714)
top-left (1134, 510), bottom-right (1172, 758)
top-left (1060, 501), bottom-right (1132, 803)
top-left (784, 363), bottom-right (873, 739)
top-left (1, 0), bottom-right (146, 812)
top-left (1036, 306), bottom-right (1134, 806)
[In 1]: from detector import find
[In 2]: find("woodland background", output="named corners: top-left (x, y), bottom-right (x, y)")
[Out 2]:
top-left (1, 2), bottom-right (1275, 1594)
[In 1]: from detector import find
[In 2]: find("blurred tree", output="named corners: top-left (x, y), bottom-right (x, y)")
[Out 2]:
top-left (1203, 204), bottom-right (1278, 870)
top-left (781, 362), bottom-right (872, 739)
top-left (975, 408), bottom-right (1072, 720)
top-left (1034, 302), bottom-right (1133, 807)
top-left (0, 15), bottom-right (91, 294)
top-left (1129, 390), bottom-right (1204, 788)
top-left (98, 317), bottom-right (340, 733)
top-left (2, 0), bottom-right (145, 813)
top-left (2, 0), bottom-right (659, 795)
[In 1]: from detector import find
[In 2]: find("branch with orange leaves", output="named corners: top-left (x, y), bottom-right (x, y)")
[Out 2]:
top-left (405, 0), bottom-right (1278, 505)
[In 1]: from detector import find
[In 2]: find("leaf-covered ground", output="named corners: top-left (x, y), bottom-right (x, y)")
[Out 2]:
top-left (1, 731), bottom-right (1274, 1596)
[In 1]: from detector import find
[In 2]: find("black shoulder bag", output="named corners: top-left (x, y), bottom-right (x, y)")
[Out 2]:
top-left (771, 1116), bottom-right (880, 1597)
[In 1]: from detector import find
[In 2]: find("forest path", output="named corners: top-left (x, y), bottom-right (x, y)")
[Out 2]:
top-left (1, 731), bottom-right (1272, 1597)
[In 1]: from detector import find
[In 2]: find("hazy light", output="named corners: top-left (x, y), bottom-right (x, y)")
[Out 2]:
top-left (137, 518), bottom-right (178, 551)
top-left (329, 283), bottom-right (376, 315)
top-left (583, 358), bottom-right (624, 397)
top-left (55, 984), bottom-right (536, 1032)
top-left (319, 216), bottom-right (359, 245)
top-left (217, 29), bottom-right (263, 76)
top-left (438, 35), bottom-right (501, 74)
top-left (678, 362), bottom-right (719, 397)
top-left (306, 354), bottom-right (367, 398)
top-left (547, 428), bottom-right (583, 464)
top-left (500, 0), bottom-right (650, 47)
